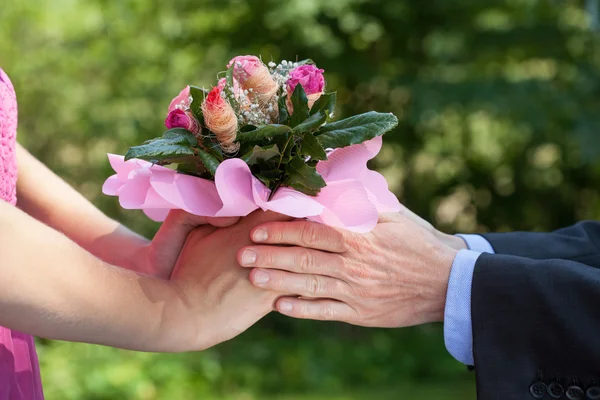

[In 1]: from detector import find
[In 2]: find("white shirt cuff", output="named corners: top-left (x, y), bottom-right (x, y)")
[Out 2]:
top-left (443, 249), bottom-right (482, 366)
top-left (456, 234), bottom-right (495, 254)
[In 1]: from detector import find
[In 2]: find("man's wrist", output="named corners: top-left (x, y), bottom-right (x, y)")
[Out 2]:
top-left (436, 231), bottom-right (468, 251)
top-left (428, 245), bottom-right (459, 324)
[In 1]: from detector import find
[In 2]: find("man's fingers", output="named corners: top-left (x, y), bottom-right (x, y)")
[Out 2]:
top-left (274, 297), bottom-right (356, 323)
top-left (175, 211), bottom-right (240, 229)
top-left (250, 220), bottom-right (348, 253)
top-left (249, 268), bottom-right (351, 300)
top-left (205, 216), bottom-right (240, 227)
top-left (377, 212), bottom-right (403, 224)
top-left (160, 210), bottom-right (235, 235)
top-left (384, 207), bottom-right (434, 232)
top-left (239, 246), bottom-right (346, 278)
top-left (240, 210), bottom-right (294, 229)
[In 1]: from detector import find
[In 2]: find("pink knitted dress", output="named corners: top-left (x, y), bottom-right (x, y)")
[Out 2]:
top-left (0, 68), bottom-right (45, 399)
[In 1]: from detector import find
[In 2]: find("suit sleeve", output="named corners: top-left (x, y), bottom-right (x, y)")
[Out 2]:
top-left (471, 252), bottom-right (600, 399)
top-left (482, 220), bottom-right (600, 266)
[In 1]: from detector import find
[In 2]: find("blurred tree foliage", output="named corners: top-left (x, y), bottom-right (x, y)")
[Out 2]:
top-left (1, 0), bottom-right (600, 399)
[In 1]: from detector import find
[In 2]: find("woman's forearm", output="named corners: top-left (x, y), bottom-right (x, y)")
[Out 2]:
top-left (0, 199), bottom-right (180, 351)
top-left (15, 144), bottom-right (151, 272)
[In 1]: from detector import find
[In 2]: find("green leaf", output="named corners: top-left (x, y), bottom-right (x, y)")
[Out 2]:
top-left (309, 92), bottom-right (336, 117)
top-left (289, 84), bottom-right (310, 127)
top-left (189, 86), bottom-right (207, 121)
top-left (300, 133), bottom-right (327, 161)
top-left (214, 66), bottom-right (238, 111)
top-left (241, 144), bottom-right (280, 165)
top-left (226, 65), bottom-right (234, 89)
top-left (284, 155), bottom-right (326, 196)
top-left (162, 129), bottom-right (198, 144)
top-left (316, 112), bottom-right (399, 149)
top-left (236, 124), bottom-right (292, 142)
top-left (240, 124), bottom-right (258, 132)
top-left (292, 111), bottom-right (327, 134)
top-left (297, 59), bottom-right (315, 66)
top-left (290, 92), bottom-right (337, 135)
top-left (196, 148), bottom-right (220, 177)
top-left (278, 95), bottom-right (290, 125)
top-left (200, 135), bottom-right (223, 161)
top-left (253, 168), bottom-right (283, 187)
top-left (125, 129), bottom-right (197, 161)
top-left (176, 162), bottom-right (206, 177)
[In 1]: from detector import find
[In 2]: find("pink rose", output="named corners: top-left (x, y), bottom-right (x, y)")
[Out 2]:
top-left (168, 86), bottom-right (191, 113)
top-left (202, 78), bottom-right (239, 153)
top-left (227, 56), bottom-right (263, 81)
top-left (164, 108), bottom-right (201, 135)
top-left (227, 55), bottom-right (278, 104)
top-left (287, 65), bottom-right (325, 96)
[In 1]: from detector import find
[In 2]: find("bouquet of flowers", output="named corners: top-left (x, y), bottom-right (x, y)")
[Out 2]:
top-left (103, 56), bottom-right (400, 232)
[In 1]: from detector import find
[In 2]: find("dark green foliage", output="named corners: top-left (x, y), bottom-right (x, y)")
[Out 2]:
top-left (316, 112), bottom-right (398, 149)
top-left (124, 128), bottom-right (197, 162)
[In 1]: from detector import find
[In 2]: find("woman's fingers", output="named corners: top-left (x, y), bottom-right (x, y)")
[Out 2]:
top-left (274, 297), bottom-right (357, 323)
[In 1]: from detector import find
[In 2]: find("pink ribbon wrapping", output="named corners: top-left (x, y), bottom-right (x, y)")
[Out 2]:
top-left (103, 136), bottom-right (400, 232)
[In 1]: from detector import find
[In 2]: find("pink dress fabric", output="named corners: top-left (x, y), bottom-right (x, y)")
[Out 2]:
top-left (0, 68), bottom-right (45, 399)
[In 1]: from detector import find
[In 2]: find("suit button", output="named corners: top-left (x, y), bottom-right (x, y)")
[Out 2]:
top-left (587, 386), bottom-right (600, 400)
top-left (566, 386), bottom-right (585, 400)
top-left (530, 381), bottom-right (547, 398)
top-left (548, 382), bottom-right (564, 398)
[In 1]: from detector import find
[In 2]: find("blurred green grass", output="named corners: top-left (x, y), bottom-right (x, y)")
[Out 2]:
top-left (38, 318), bottom-right (475, 399)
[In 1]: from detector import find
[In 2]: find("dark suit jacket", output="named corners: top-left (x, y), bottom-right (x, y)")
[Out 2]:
top-left (470, 221), bottom-right (600, 399)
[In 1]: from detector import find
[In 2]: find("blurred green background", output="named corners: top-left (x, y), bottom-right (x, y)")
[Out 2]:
top-left (2, 0), bottom-right (600, 398)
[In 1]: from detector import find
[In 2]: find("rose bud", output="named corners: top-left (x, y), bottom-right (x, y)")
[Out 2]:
top-left (202, 78), bottom-right (239, 153)
top-left (168, 86), bottom-right (192, 112)
top-left (228, 55), bottom-right (278, 105)
top-left (286, 64), bottom-right (325, 113)
top-left (164, 108), bottom-right (201, 136)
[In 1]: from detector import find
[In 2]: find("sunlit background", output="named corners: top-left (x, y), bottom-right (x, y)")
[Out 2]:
top-left (2, 0), bottom-right (600, 399)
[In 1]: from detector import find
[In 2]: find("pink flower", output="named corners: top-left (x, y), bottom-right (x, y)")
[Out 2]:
top-left (168, 86), bottom-right (191, 113)
top-left (165, 108), bottom-right (201, 135)
top-left (103, 136), bottom-right (400, 232)
top-left (227, 56), bottom-right (263, 80)
top-left (227, 55), bottom-right (278, 104)
top-left (286, 65), bottom-right (325, 113)
top-left (202, 78), bottom-right (239, 153)
top-left (287, 65), bottom-right (325, 96)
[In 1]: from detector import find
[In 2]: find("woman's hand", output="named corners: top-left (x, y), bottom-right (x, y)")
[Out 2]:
top-left (157, 211), bottom-right (290, 351)
top-left (0, 198), bottom-right (287, 352)
top-left (135, 211), bottom-right (239, 279)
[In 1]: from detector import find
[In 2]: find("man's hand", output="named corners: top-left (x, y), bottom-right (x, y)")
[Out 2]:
top-left (396, 204), bottom-right (467, 252)
top-left (237, 213), bottom-right (458, 328)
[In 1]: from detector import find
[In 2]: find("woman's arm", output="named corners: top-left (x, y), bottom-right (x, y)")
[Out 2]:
top-left (16, 144), bottom-right (150, 271)
top-left (0, 199), bottom-right (177, 350)
top-left (0, 200), bottom-right (282, 352)
top-left (15, 144), bottom-right (237, 277)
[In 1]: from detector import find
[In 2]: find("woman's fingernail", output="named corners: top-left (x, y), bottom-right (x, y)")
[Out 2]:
top-left (241, 249), bottom-right (257, 266)
top-left (253, 270), bottom-right (270, 284)
top-left (279, 301), bottom-right (293, 312)
top-left (253, 229), bottom-right (268, 242)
